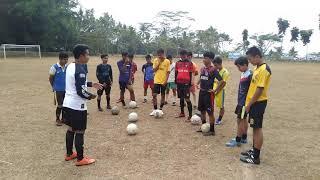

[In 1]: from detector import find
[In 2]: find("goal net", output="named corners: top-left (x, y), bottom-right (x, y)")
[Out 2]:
top-left (0, 44), bottom-right (41, 59)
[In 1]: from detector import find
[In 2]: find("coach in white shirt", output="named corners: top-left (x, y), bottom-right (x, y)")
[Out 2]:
top-left (62, 44), bottom-right (102, 166)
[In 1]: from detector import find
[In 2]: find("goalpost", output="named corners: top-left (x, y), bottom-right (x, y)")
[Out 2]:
top-left (0, 44), bottom-right (41, 59)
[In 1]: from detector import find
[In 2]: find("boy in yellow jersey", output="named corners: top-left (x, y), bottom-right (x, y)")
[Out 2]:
top-left (212, 56), bottom-right (230, 125)
top-left (150, 48), bottom-right (170, 116)
top-left (240, 46), bottom-right (271, 165)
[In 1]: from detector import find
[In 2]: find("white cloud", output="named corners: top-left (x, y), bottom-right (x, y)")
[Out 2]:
top-left (79, 0), bottom-right (320, 55)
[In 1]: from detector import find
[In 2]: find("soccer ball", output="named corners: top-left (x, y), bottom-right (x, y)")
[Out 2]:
top-left (111, 106), bottom-right (120, 115)
top-left (128, 112), bottom-right (138, 122)
top-left (201, 123), bottom-right (210, 133)
top-left (191, 115), bottom-right (202, 125)
top-left (128, 101), bottom-right (137, 109)
top-left (127, 123), bottom-right (138, 135)
top-left (154, 110), bottom-right (164, 119)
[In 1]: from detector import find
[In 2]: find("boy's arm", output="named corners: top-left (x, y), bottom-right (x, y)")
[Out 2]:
top-left (75, 73), bottom-right (95, 100)
top-left (48, 66), bottom-right (56, 90)
top-left (212, 72), bottom-right (225, 94)
top-left (96, 65), bottom-right (101, 81)
top-left (153, 60), bottom-right (160, 72)
top-left (110, 65), bottom-right (113, 83)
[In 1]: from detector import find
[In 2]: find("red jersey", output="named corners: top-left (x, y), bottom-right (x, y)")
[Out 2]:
top-left (175, 60), bottom-right (193, 84)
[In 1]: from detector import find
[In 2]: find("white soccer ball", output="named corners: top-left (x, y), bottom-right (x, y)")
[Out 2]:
top-left (191, 115), bottom-right (202, 125)
top-left (154, 110), bottom-right (164, 119)
top-left (128, 112), bottom-right (138, 122)
top-left (201, 123), bottom-right (210, 133)
top-left (128, 101), bottom-right (137, 109)
top-left (111, 106), bottom-right (120, 115)
top-left (127, 123), bottom-right (138, 135)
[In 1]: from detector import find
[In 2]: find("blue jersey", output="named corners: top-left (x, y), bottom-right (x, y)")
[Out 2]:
top-left (49, 63), bottom-right (67, 92)
top-left (237, 69), bottom-right (252, 106)
top-left (199, 65), bottom-right (222, 91)
top-left (142, 63), bottom-right (154, 81)
top-left (117, 60), bottom-right (131, 83)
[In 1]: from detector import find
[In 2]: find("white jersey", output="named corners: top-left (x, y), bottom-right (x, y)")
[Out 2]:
top-left (167, 62), bottom-right (176, 83)
top-left (63, 63), bottom-right (90, 111)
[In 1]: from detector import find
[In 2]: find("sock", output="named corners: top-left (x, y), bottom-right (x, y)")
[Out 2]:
top-left (187, 101), bottom-right (192, 117)
top-left (160, 103), bottom-right (164, 110)
top-left (106, 96), bottom-right (110, 106)
top-left (97, 99), bottom-right (101, 108)
top-left (210, 123), bottom-right (215, 132)
top-left (242, 134), bottom-right (247, 140)
top-left (75, 133), bottom-right (84, 161)
top-left (202, 118), bottom-right (206, 124)
top-left (144, 96), bottom-right (147, 100)
top-left (218, 115), bottom-right (223, 122)
top-left (236, 136), bottom-right (241, 143)
top-left (66, 130), bottom-right (75, 156)
top-left (180, 99), bottom-right (185, 114)
top-left (253, 147), bottom-right (260, 159)
top-left (121, 100), bottom-right (126, 106)
top-left (154, 104), bottom-right (158, 110)
top-left (56, 107), bottom-right (62, 120)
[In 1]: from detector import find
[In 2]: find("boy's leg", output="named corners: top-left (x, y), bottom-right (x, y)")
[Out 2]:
top-left (55, 92), bottom-right (65, 125)
top-left (215, 90), bottom-right (225, 124)
top-left (160, 85), bottom-right (166, 110)
top-left (253, 128), bottom-right (263, 158)
top-left (66, 126), bottom-right (75, 157)
top-left (127, 85), bottom-right (135, 101)
top-left (143, 81), bottom-right (148, 102)
top-left (75, 130), bottom-right (85, 161)
top-left (165, 85), bottom-right (170, 104)
top-left (242, 118), bottom-right (248, 142)
top-left (106, 87), bottom-right (111, 109)
top-left (172, 88), bottom-right (177, 105)
top-left (120, 85), bottom-right (126, 107)
top-left (202, 111), bottom-right (215, 136)
top-left (185, 97), bottom-right (192, 121)
top-left (196, 111), bottom-right (207, 132)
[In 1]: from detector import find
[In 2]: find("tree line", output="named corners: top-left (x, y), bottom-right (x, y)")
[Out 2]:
top-left (0, 0), bottom-right (318, 59)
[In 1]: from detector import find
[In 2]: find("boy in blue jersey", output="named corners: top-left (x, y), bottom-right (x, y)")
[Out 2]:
top-left (63, 44), bottom-right (103, 166)
top-left (96, 54), bottom-right (113, 111)
top-left (226, 56), bottom-right (251, 147)
top-left (142, 54), bottom-right (154, 103)
top-left (49, 52), bottom-right (68, 126)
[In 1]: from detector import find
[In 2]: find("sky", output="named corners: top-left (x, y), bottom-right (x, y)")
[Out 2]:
top-left (79, 0), bottom-right (320, 56)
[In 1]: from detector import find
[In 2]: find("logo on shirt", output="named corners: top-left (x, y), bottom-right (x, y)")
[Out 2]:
top-left (80, 73), bottom-right (86, 78)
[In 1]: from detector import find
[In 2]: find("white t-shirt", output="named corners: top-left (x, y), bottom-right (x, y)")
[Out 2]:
top-left (63, 63), bottom-right (89, 111)
top-left (167, 62), bottom-right (176, 83)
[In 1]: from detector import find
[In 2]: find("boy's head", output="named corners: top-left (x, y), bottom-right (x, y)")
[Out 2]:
top-left (145, 54), bottom-right (152, 63)
top-left (128, 53), bottom-right (134, 61)
top-left (246, 46), bottom-right (263, 65)
top-left (203, 51), bottom-right (215, 66)
top-left (234, 56), bottom-right (249, 72)
top-left (187, 51), bottom-right (193, 61)
top-left (212, 56), bottom-right (223, 70)
top-left (58, 51), bottom-right (68, 66)
top-left (101, 54), bottom-right (108, 63)
top-left (121, 52), bottom-right (128, 61)
top-left (157, 49), bottom-right (165, 60)
top-left (179, 49), bottom-right (188, 60)
top-left (73, 44), bottom-right (89, 64)
top-left (166, 54), bottom-right (173, 62)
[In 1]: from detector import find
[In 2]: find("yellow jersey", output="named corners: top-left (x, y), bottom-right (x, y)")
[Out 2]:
top-left (245, 63), bottom-right (271, 105)
top-left (213, 67), bottom-right (230, 90)
top-left (153, 58), bottom-right (170, 84)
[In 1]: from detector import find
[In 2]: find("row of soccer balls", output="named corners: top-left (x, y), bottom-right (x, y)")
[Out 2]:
top-left (109, 101), bottom-right (207, 135)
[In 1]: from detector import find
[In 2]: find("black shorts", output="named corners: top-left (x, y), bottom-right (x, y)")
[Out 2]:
top-left (119, 81), bottom-right (128, 91)
top-left (235, 105), bottom-right (248, 119)
top-left (153, 84), bottom-right (167, 95)
top-left (248, 100), bottom-right (267, 128)
top-left (198, 91), bottom-right (214, 113)
top-left (56, 91), bottom-right (65, 107)
top-left (63, 107), bottom-right (87, 131)
top-left (97, 84), bottom-right (111, 95)
top-left (177, 84), bottom-right (191, 99)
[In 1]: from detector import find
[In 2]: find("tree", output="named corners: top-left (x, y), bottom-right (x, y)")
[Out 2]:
top-left (235, 29), bottom-right (250, 53)
top-left (276, 18), bottom-right (290, 56)
top-left (250, 33), bottom-right (281, 56)
top-left (290, 27), bottom-right (300, 42)
top-left (138, 23), bottom-right (153, 54)
top-left (300, 29), bottom-right (313, 59)
top-left (288, 47), bottom-right (298, 58)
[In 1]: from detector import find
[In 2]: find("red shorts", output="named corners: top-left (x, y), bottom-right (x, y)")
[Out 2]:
top-left (144, 80), bottom-right (154, 89)
top-left (189, 84), bottom-right (196, 93)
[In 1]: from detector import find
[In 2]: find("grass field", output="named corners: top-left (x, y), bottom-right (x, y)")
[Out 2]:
top-left (0, 57), bottom-right (319, 180)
